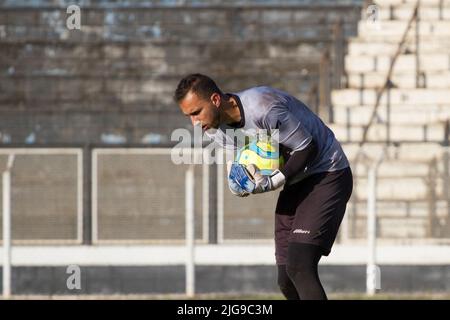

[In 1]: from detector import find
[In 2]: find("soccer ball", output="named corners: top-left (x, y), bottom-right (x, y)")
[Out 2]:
top-left (236, 140), bottom-right (284, 176)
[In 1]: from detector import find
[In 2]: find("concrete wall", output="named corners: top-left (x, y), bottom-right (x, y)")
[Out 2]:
top-left (0, 0), bottom-right (363, 144)
top-left (2, 264), bottom-right (449, 295)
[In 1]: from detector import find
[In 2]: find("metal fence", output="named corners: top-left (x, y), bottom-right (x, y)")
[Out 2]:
top-left (92, 148), bottom-right (206, 243)
top-left (343, 142), bottom-right (450, 243)
top-left (1, 143), bottom-right (450, 245)
top-left (0, 148), bottom-right (82, 244)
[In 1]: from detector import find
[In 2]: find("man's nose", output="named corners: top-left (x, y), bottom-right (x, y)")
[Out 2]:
top-left (191, 116), bottom-right (199, 126)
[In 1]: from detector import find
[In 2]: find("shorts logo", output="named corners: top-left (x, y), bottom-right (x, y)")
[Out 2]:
top-left (293, 229), bottom-right (310, 234)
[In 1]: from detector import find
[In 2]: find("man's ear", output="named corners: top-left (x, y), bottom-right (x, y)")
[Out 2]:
top-left (211, 92), bottom-right (221, 108)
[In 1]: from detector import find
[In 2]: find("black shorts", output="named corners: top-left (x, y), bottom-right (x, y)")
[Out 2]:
top-left (274, 167), bottom-right (353, 265)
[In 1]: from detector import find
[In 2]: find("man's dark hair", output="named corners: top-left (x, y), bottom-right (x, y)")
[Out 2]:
top-left (173, 73), bottom-right (223, 103)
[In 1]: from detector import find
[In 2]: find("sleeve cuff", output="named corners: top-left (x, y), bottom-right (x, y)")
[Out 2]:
top-left (270, 169), bottom-right (286, 190)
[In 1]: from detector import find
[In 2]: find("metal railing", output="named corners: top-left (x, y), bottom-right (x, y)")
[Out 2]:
top-left (1, 142), bottom-right (449, 243)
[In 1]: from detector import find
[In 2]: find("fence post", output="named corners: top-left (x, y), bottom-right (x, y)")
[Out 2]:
top-left (83, 144), bottom-right (92, 245)
top-left (208, 150), bottom-right (218, 244)
top-left (185, 164), bottom-right (195, 297)
top-left (366, 149), bottom-right (385, 296)
top-left (3, 154), bottom-right (15, 299)
top-left (202, 149), bottom-right (210, 243)
top-left (427, 158), bottom-right (438, 237)
top-left (366, 165), bottom-right (380, 296)
top-left (443, 120), bottom-right (450, 234)
top-left (217, 149), bottom-right (225, 244)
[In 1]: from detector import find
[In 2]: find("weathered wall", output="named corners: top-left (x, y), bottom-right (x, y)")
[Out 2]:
top-left (0, 0), bottom-right (363, 144)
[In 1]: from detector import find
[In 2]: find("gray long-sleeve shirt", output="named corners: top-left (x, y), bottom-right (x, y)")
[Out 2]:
top-left (206, 86), bottom-right (350, 185)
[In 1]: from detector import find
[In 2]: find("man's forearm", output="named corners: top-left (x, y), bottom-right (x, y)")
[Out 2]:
top-left (279, 140), bottom-right (318, 181)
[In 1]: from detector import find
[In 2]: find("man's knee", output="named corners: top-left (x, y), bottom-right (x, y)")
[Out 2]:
top-left (286, 242), bottom-right (322, 276)
top-left (277, 264), bottom-right (292, 288)
top-left (277, 265), bottom-right (299, 300)
top-left (278, 274), bottom-right (292, 291)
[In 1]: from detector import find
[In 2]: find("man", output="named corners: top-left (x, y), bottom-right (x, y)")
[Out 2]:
top-left (174, 73), bottom-right (353, 300)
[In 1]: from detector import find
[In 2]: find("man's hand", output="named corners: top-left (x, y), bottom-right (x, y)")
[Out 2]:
top-left (226, 162), bottom-right (286, 196)
top-left (245, 164), bottom-right (286, 194)
top-left (227, 161), bottom-right (255, 197)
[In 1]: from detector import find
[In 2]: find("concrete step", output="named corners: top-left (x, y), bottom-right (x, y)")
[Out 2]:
top-left (378, 218), bottom-right (429, 238)
top-left (347, 200), bottom-right (448, 238)
top-left (347, 199), bottom-right (448, 219)
top-left (351, 31), bottom-right (450, 42)
top-left (353, 176), bottom-right (443, 200)
top-left (332, 88), bottom-right (450, 106)
top-left (341, 142), bottom-right (445, 162)
top-left (349, 217), bottom-right (429, 238)
top-left (333, 104), bottom-right (450, 125)
top-left (366, 5), bottom-right (450, 21)
top-left (374, 0), bottom-right (450, 6)
top-left (358, 20), bottom-right (450, 36)
top-left (348, 39), bottom-right (450, 56)
top-left (347, 72), bottom-right (450, 89)
top-left (344, 54), bottom-right (450, 73)
top-left (331, 122), bottom-right (446, 142)
top-left (352, 160), bottom-right (432, 177)
top-left (349, 200), bottom-right (449, 218)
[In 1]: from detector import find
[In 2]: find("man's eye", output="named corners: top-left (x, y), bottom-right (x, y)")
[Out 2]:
top-left (191, 111), bottom-right (200, 116)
